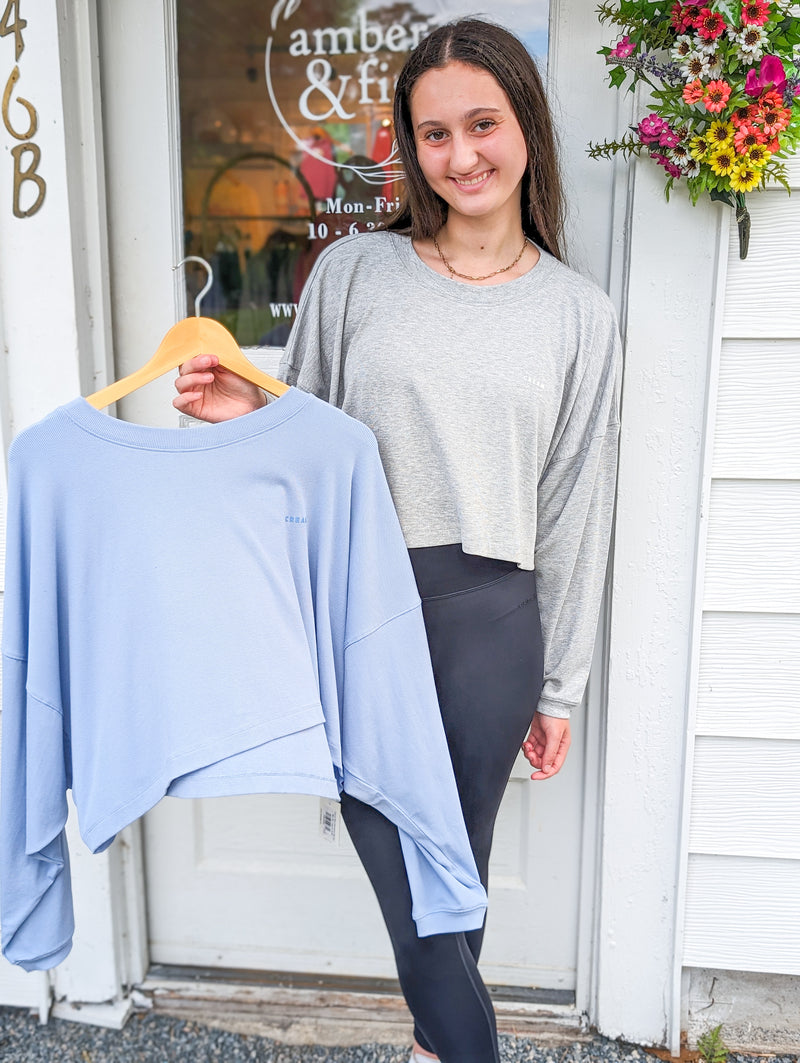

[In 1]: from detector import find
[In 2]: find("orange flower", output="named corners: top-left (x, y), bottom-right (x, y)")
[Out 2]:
top-left (759, 103), bottom-right (791, 137)
top-left (732, 104), bottom-right (759, 128)
top-left (703, 79), bottom-right (732, 113)
top-left (683, 79), bottom-right (705, 104)
top-left (734, 122), bottom-right (766, 153)
top-left (760, 89), bottom-right (784, 110)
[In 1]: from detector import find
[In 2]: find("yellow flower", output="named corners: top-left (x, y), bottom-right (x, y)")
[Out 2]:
top-left (690, 134), bottom-right (710, 160)
top-left (729, 160), bottom-right (762, 192)
top-left (707, 120), bottom-right (734, 146)
top-left (709, 144), bottom-right (736, 175)
top-left (745, 143), bottom-right (769, 168)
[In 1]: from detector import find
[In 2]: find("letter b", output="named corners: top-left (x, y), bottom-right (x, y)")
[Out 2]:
top-left (359, 10), bottom-right (383, 53)
top-left (12, 142), bottom-right (46, 218)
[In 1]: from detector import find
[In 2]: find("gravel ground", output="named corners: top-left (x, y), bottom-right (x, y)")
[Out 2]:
top-left (1, 1007), bottom-right (797, 1063)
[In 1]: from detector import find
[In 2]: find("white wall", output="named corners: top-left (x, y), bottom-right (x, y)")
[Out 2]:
top-left (680, 154), bottom-right (800, 1008)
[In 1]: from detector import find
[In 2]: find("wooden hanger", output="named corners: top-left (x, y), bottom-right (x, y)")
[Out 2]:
top-left (87, 257), bottom-right (289, 410)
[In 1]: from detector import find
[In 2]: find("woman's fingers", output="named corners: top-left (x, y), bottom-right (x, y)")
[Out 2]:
top-left (178, 354), bottom-right (219, 375)
top-left (174, 370), bottom-right (217, 394)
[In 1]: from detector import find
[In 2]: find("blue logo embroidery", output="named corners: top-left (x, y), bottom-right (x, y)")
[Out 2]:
top-left (285, 515), bottom-right (308, 524)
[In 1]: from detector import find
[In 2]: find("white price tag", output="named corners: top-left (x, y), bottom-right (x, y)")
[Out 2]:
top-left (319, 797), bottom-right (341, 844)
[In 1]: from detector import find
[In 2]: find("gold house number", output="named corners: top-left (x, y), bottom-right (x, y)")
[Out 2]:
top-left (1, 0), bottom-right (46, 218)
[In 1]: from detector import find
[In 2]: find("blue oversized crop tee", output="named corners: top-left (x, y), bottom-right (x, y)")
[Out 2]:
top-left (0, 389), bottom-right (487, 970)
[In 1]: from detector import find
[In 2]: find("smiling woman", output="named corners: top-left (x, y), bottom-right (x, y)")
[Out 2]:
top-left (175, 18), bottom-right (621, 1063)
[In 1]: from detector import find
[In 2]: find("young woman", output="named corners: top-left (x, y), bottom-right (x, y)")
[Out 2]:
top-left (175, 19), bottom-right (621, 1063)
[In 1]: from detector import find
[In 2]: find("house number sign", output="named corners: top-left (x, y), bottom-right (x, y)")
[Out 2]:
top-left (1, 0), bottom-right (46, 218)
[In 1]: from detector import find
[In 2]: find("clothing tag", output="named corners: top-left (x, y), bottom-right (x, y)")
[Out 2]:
top-left (319, 797), bottom-right (340, 844)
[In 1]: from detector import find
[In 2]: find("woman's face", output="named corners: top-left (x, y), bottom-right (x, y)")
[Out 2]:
top-left (409, 60), bottom-right (529, 228)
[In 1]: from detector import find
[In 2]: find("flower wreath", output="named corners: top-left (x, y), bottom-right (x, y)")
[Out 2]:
top-left (588, 1), bottom-right (800, 257)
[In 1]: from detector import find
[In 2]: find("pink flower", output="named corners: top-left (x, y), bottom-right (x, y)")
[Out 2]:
top-left (638, 113), bottom-right (669, 143)
top-left (741, 0), bottom-right (771, 26)
top-left (745, 54), bottom-right (788, 97)
top-left (659, 128), bottom-right (681, 148)
top-left (671, 2), bottom-right (702, 32)
top-left (683, 79), bottom-right (705, 105)
top-left (694, 7), bottom-right (727, 39)
top-left (610, 35), bottom-right (636, 59)
top-left (703, 79), bottom-right (732, 112)
top-left (652, 152), bottom-right (683, 179)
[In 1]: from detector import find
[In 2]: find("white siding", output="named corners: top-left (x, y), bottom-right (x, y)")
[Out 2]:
top-left (713, 340), bottom-right (800, 479)
top-left (697, 614), bottom-right (800, 739)
top-left (684, 856), bottom-right (800, 974)
top-left (683, 160), bottom-right (800, 977)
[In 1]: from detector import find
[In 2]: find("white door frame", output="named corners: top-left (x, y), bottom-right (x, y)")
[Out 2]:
top-left (1, 0), bottom-right (725, 1047)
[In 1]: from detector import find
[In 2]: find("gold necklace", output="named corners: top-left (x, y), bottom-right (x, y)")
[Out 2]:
top-left (432, 232), bottom-right (528, 282)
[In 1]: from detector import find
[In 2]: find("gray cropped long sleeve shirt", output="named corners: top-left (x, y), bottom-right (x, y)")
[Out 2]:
top-left (279, 231), bottom-right (621, 719)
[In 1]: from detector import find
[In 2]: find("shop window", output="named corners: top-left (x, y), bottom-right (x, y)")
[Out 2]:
top-left (178, 1), bottom-right (549, 345)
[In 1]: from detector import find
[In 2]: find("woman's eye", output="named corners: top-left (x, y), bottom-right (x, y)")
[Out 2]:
top-left (474, 119), bottom-right (496, 133)
top-left (424, 129), bottom-right (447, 142)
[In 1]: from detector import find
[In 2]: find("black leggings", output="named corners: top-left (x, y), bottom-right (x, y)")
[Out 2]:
top-left (341, 545), bottom-right (544, 1062)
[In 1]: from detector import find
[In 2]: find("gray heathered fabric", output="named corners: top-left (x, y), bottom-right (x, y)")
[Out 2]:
top-left (279, 231), bottom-right (621, 719)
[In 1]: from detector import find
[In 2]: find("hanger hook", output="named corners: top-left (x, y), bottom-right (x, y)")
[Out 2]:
top-left (174, 255), bottom-right (213, 317)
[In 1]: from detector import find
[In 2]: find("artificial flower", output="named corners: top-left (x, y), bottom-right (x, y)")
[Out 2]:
top-left (708, 119), bottom-right (735, 144)
top-left (669, 142), bottom-right (692, 166)
top-left (695, 8), bottom-right (727, 39)
top-left (610, 35), bottom-right (636, 58)
top-left (745, 142), bottom-right (771, 165)
top-left (731, 102), bottom-right (760, 126)
top-left (671, 2), bottom-right (703, 33)
top-left (652, 152), bottom-right (684, 178)
top-left (690, 132), bottom-right (711, 158)
top-left (682, 51), bottom-right (712, 79)
top-left (745, 54), bottom-right (789, 96)
top-left (729, 160), bottom-right (762, 190)
top-left (704, 79), bottom-right (733, 111)
top-left (683, 78), bottom-right (706, 104)
top-left (704, 51), bottom-right (724, 78)
top-left (734, 122), bottom-right (766, 151)
top-left (638, 113), bottom-right (669, 142)
top-left (740, 0), bottom-right (771, 26)
top-left (672, 34), bottom-right (695, 61)
top-left (709, 143), bottom-right (737, 173)
top-left (732, 25), bottom-right (769, 62)
top-left (759, 99), bottom-right (792, 135)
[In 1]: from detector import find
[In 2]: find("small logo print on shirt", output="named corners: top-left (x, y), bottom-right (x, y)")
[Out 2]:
top-left (285, 515), bottom-right (308, 524)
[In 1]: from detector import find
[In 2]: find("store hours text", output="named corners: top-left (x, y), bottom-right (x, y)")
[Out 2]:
top-left (307, 194), bottom-right (401, 241)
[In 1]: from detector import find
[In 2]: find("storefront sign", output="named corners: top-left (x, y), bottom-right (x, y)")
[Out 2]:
top-left (1, 0), bottom-right (46, 218)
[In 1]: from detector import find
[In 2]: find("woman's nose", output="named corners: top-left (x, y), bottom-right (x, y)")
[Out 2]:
top-left (449, 133), bottom-right (480, 172)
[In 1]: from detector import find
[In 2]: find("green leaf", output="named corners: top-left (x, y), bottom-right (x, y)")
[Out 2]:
top-left (609, 64), bottom-right (629, 88)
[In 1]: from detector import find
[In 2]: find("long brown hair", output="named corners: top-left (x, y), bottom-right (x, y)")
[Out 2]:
top-left (386, 19), bottom-right (566, 263)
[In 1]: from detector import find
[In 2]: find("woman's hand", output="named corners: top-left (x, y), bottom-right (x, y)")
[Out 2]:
top-left (522, 712), bottom-right (571, 781)
top-left (173, 354), bottom-right (267, 422)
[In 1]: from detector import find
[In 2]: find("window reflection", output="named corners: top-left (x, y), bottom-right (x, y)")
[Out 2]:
top-left (178, 1), bottom-right (549, 345)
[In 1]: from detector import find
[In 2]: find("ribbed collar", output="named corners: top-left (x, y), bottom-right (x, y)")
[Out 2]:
top-left (63, 387), bottom-right (310, 450)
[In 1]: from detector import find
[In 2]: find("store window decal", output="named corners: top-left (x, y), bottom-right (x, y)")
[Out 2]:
top-left (178, 1), bottom-right (549, 346)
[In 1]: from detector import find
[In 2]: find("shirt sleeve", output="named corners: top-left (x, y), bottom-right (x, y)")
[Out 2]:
top-left (1, 442), bottom-right (75, 970)
top-left (534, 297), bottom-right (622, 719)
top-left (338, 434), bottom-right (487, 936)
top-left (277, 240), bottom-right (351, 406)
